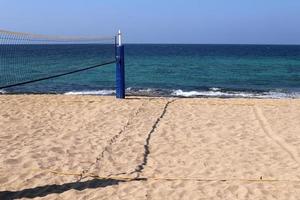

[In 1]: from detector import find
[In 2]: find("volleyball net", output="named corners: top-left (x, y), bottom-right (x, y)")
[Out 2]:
top-left (0, 29), bottom-right (118, 92)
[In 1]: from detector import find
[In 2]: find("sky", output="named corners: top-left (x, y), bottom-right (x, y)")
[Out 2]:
top-left (0, 0), bottom-right (300, 44)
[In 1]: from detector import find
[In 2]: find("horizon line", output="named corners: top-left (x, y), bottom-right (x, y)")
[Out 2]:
top-left (125, 42), bottom-right (300, 46)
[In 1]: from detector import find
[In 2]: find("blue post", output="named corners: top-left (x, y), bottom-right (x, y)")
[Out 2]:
top-left (116, 37), bottom-right (125, 99)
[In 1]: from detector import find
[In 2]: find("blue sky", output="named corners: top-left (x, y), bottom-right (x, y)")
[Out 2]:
top-left (0, 0), bottom-right (300, 44)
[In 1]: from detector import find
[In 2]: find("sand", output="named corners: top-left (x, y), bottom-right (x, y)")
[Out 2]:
top-left (0, 95), bottom-right (300, 199)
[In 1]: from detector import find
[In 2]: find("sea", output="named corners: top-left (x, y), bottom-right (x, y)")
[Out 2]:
top-left (1, 44), bottom-right (300, 98)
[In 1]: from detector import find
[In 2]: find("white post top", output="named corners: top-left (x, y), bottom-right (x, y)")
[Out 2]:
top-left (118, 30), bottom-right (122, 46)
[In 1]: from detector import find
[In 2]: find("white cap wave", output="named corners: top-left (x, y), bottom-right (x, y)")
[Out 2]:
top-left (172, 89), bottom-right (300, 98)
top-left (64, 90), bottom-right (115, 95)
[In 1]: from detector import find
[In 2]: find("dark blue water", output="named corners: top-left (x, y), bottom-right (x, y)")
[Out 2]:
top-left (1, 44), bottom-right (300, 98)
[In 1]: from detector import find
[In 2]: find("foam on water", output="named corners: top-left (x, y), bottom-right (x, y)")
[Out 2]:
top-left (262, 91), bottom-right (300, 99)
top-left (64, 90), bottom-right (115, 95)
top-left (126, 87), bottom-right (155, 95)
top-left (210, 87), bottom-right (221, 91)
top-left (64, 88), bottom-right (158, 96)
top-left (0, 89), bottom-right (6, 94)
top-left (172, 89), bottom-right (260, 98)
top-left (63, 88), bottom-right (300, 99)
top-left (172, 89), bottom-right (300, 99)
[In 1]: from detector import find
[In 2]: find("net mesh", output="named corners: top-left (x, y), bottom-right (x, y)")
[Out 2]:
top-left (0, 30), bottom-right (116, 91)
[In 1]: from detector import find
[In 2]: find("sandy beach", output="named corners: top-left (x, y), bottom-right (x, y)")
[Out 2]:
top-left (1, 95), bottom-right (300, 199)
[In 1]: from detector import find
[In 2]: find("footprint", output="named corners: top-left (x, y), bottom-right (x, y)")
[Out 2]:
top-left (5, 158), bottom-right (22, 165)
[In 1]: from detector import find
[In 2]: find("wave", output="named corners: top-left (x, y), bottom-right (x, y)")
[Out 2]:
top-left (172, 89), bottom-right (300, 99)
top-left (64, 90), bottom-right (115, 95)
top-left (62, 87), bottom-right (300, 99)
top-left (64, 88), bottom-right (156, 96)
top-left (0, 89), bottom-right (6, 94)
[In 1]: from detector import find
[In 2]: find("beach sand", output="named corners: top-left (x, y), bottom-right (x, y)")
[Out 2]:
top-left (1, 95), bottom-right (300, 199)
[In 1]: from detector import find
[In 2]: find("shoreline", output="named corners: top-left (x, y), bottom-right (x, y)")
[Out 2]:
top-left (1, 93), bottom-right (300, 99)
top-left (2, 86), bottom-right (300, 99)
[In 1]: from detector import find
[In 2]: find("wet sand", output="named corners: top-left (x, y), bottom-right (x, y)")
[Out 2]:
top-left (1, 95), bottom-right (300, 199)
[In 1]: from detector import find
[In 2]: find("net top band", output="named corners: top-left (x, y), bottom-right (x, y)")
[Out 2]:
top-left (0, 29), bottom-right (115, 42)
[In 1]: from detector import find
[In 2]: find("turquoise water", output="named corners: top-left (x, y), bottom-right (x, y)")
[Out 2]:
top-left (1, 44), bottom-right (300, 98)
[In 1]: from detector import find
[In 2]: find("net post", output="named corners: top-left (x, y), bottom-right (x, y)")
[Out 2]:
top-left (116, 30), bottom-right (125, 99)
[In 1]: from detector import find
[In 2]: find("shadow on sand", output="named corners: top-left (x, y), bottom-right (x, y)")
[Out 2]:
top-left (0, 178), bottom-right (124, 200)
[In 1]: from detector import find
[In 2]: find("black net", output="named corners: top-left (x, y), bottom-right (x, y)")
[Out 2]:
top-left (0, 30), bottom-right (116, 91)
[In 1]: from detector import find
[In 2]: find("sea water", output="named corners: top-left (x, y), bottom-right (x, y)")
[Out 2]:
top-left (1, 44), bottom-right (300, 98)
